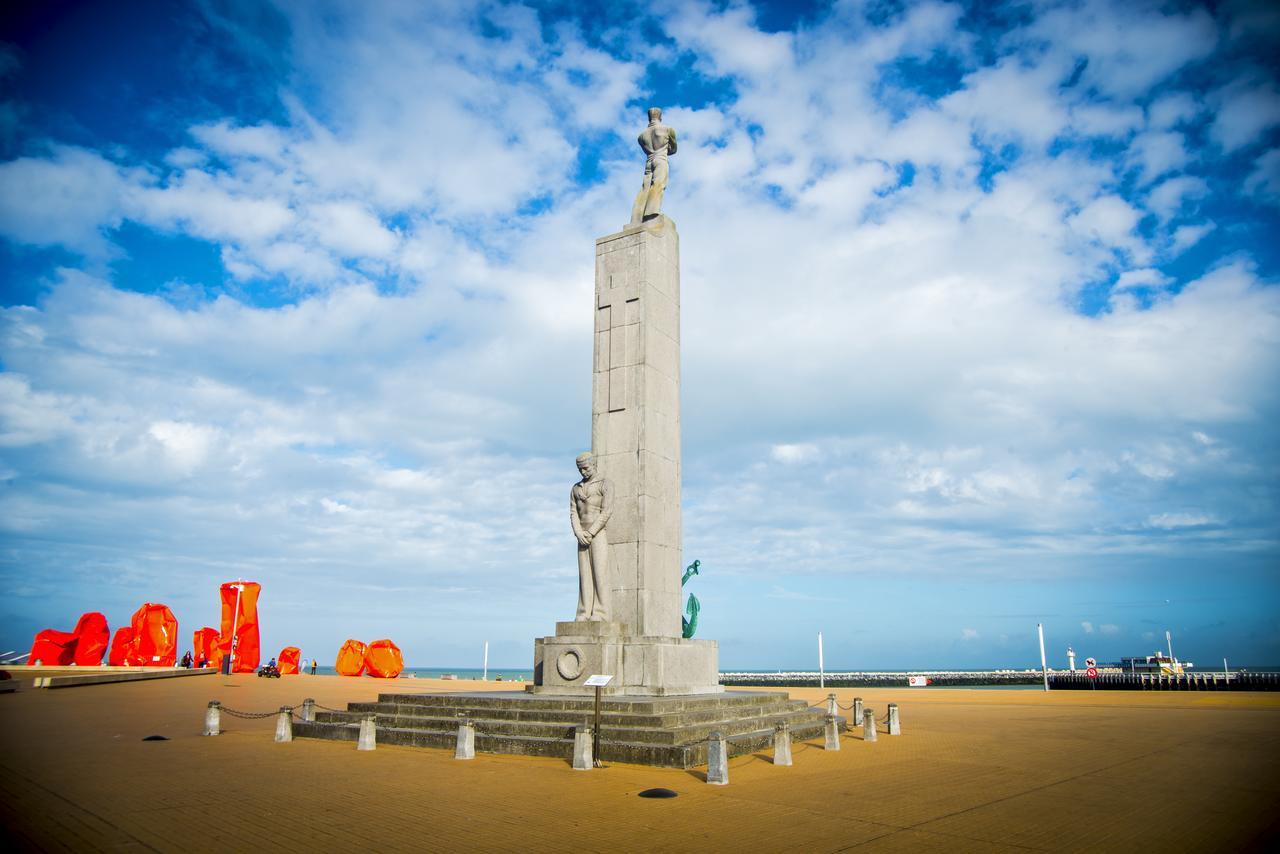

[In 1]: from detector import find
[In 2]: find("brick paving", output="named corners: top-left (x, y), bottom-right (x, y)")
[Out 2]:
top-left (1, 673), bottom-right (1277, 852)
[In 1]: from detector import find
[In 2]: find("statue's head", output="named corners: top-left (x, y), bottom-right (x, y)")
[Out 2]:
top-left (576, 452), bottom-right (595, 478)
top-left (647, 106), bottom-right (662, 123)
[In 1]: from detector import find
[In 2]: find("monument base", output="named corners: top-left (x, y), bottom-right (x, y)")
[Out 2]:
top-left (530, 621), bottom-right (721, 696)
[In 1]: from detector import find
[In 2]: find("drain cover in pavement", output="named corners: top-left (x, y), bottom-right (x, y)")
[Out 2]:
top-left (638, 788), bottom-right (678, 798)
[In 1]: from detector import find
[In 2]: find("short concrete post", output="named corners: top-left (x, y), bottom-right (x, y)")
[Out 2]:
top-left (455, 719), bottom-right (476, 760)
top-left (863, 708), bottom-right (877, 742)
top-left (824, 714), bottom-right (841, 750)
top-left (888, 703), bottom-right (901, 735)
top-left (357, 713), bottom-right (377, 751)
top-left (773, 722), bottom-right (793, 766)
top-left (826, 693), bottom-right (837, 717)
top-left (854, 696), bottom-right (864, 721)
top-left (706, 731), bottom-right (728, 785)
top-left (274, 706), bottom-right (293, 743)
top-left (301, 698), bottom-right (315, 722)
top-left (572, 725), bottom-right (593, 770)
top-left (202, 701), bottom-right (221, 736)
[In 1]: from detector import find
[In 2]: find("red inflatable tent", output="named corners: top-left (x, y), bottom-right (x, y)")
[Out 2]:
top-left (193, 627), bottom-right (220, 668)
top-left (28, 628), bottom-right (77, 666)
top-left (127, 603), bottom-right (179, 666)
top-left (364, 639), bottom-right (404, 678)
top-left (335, 639), bottom-right (367, 676)
top-left (278, 646), bottom-right (301, 675)
top-left (217, 581), bottom-right (261, 673)
top-left (28, 612), bottom-right (111, 666)
top-left (108, 627), bottom-right (136, 665)
top-left (70, 612), bottom-right (110, 666)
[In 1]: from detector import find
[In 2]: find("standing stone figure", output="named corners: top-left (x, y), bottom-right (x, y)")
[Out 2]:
top-left (630, 107), bottom-right (678, 225)
top-left (571, 452), bottom-right (613, 621)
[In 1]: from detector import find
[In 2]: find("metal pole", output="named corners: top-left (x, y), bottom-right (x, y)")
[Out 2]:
top-left (593, 684), bottom-right (602, 767)
top-left (1166, 630), bottom-right (1174, 663)
top-left (818, 632), bottom-right (825, 690)
top-left (1223, 657), bottom-right (1228, 675)
top-left (483, 641), bottom-right (488, 681)
top-left (1037, 623), bottom-right (1049, 691)
top-left (228, 581), bottom-right (243, 674)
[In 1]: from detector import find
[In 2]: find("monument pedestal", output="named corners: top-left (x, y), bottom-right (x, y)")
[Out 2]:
top-left (531, 621), bottom-right (721, 697)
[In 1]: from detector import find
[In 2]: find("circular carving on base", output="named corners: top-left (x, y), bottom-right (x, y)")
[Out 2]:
top-left (556, 648), bottom-right (584, 681)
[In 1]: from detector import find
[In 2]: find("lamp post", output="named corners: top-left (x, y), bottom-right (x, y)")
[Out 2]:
top-left (1037, 623), bottom-right (1049, 692)
top-left (227, 581), bottom-right (244, 674)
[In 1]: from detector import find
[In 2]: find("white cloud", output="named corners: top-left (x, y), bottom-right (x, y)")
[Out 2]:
top-left (1115, 268), bottom-right (1169, 291)
top-left (960, 628), bottom-right (979, 641)
top-left (1146, 176), bottom-right (1209, 220)
top-left (771, 443), bottom-right (819, 464)
top-left (0, 147), bottom-right (128, 255)
top-left (1209, 82), bottom-right (1280, 151)
top-left (1244, 149), bottom-right (1280, 205)
top-left (1147, 512), bottom-right (1217, 529)
top-left (1099, 623), bottom-right (1120, 635)
top-left (1081, 621), bottom-right (1095, 634)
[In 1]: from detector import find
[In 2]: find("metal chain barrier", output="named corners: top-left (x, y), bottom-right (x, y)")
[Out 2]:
top-left (219, 704), bottom-right (297, 720)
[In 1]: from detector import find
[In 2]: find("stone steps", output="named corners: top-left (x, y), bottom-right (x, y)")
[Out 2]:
top-left (339, 695), bottom-right (813, 729)
top-left (293, 690), bottom-right (842, 768)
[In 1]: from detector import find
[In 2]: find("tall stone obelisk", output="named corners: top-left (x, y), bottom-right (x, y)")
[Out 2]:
top-left (532, 109), bottom-right (720, 696)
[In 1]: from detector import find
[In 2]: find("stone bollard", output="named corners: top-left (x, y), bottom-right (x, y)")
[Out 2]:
top-left (706, 732), bottom-right (728, 785)
top-left (572, 725), bottom-right (593, 770)
top-left (826, 693), bottom-right (838, 717)
top-left (773, 722), bottom-right (793, 766)
top-left (455, 718), bottom-right (476, 760)
top-left (888, 703), bottom-right (901, 736)
top-left (275, 706), bottom-right (294, 743)
top-left (854, 696), bottom-right (864, 721)
top-left (301, 698), bottom-right (316, 722)
top-left (863, 708), bottom-right (877, 742)
top-left (357, 713), bottom-right (377, 751)
top-left (824, 714), bottom-right (840, 750)
top-left (203, 701), bottom-right (221, 736)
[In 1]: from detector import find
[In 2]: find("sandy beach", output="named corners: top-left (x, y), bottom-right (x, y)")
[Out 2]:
top-left (2, 671), bottom-right (1277, 852)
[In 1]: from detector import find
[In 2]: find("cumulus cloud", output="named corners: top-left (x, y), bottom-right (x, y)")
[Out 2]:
top-left (0, 0), bottom-right (1277, 665)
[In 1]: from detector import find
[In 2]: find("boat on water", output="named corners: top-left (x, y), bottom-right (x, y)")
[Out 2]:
top-left (1117, 651), bottom-right (1193, 675)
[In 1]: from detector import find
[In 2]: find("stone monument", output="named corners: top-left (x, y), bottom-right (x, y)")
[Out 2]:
top-left (531, 107), bottom-right (721, 696)
top-left (294, 109), bottom-right (840, 762)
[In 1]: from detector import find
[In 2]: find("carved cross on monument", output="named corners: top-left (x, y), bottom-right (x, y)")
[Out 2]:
top-left (597, 273), bottom-right (639, 413)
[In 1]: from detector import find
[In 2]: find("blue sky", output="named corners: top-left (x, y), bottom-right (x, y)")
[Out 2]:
top-left (1, 0), bottom-right (1277, 671)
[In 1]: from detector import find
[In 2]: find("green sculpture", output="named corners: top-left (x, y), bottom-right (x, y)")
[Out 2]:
top-left (681, 560), bottom-right (701, 639)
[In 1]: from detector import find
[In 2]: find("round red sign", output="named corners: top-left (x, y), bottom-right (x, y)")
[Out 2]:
top-left (1086, 667), bottom-right (1099, 679)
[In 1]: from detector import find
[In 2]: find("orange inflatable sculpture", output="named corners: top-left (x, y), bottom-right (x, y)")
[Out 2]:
top-left (70, 612), bottom-right (110, 666)
top-left (193, 627), bottom-right (220, 668)
top-left (108, 627), bottom-right (135, 665)
top-left (127, 603), bottom-right (179, 666)
top-left (278, 646), bottom-right (301, 675)
top-left (364, 639), bottom-right (405, 678)
top-left (28, 612), bottom-right (110, 666)
top-left (29, 629), bottom-right (77, 666)
top-left (335, 639), bottom-right (367, 676)
top-left (217, 581), bottom-right (261, 673)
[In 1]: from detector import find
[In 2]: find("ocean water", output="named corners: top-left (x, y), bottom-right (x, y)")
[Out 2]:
top-left (297, 664), bottom-right (1280, 682)
top-left (307, 665), bottom-right (533, 682)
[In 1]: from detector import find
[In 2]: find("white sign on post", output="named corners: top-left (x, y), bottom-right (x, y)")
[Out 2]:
top-left (1085, 657), bottom-right (1097, 668)
top-left (584, 674), bottom-right (614, 687)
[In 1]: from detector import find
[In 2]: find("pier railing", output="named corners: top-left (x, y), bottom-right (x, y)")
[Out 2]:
top-left (1047, 672), bottom-right (1278, 691)
top-left (719, 671), bottom-right (1280, 691)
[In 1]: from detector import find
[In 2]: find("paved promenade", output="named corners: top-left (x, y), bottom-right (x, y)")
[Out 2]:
top-left (1, 671), bottom-right (1277, 852)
